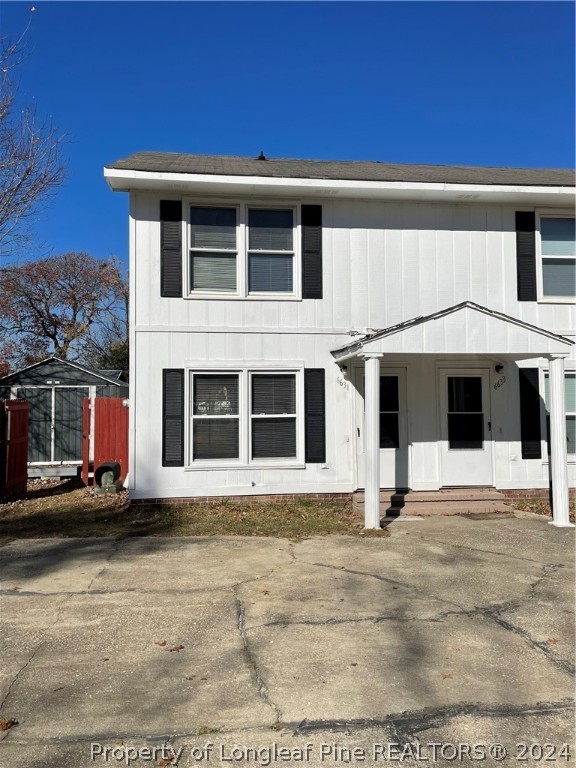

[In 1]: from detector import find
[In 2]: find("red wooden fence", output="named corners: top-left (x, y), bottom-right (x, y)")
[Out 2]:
top-left (82, 398), bottom-right (129, 486)
top-left (0, 399), bottom-right (29, 499)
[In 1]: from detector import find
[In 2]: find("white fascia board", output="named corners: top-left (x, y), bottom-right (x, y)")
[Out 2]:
top-left (104, 167), bottom-right (576, 205)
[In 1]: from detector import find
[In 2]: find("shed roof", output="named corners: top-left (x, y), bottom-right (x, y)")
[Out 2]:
top-left (105, 152), bottom-right (574, 188)
top-left (0, 357), bottom-right (127, 387)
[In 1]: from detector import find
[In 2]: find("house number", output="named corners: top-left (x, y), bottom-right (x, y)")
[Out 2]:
top-left (493, 375), bottom-right (506, 391)
top-left (337, 376), bottom-right (349, 390)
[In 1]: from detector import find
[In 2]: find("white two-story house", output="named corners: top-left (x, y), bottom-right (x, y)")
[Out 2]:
top-left (104, 153), bottom-right (575, 527)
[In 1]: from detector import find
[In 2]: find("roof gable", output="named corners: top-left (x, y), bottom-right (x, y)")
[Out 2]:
top-left (331, 302), bottom-right (573, 360)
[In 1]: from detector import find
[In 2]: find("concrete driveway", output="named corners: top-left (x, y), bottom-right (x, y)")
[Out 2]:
top-left (0, 516), bottom-right (573, 767)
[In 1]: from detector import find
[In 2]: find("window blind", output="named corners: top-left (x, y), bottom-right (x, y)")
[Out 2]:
top-left (252, 375), bottom-right (296, 414)
top-left (252, 419), bottom-right (296, 459)
top-left (191, 253), bottom-right (236, 292)
top-left (248, 210), bottom-right (293, 251)
top-left (248, 254), bottom-right (293, 293)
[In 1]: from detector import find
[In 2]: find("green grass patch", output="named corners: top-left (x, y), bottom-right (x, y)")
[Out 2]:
top-left (0, 480), bottom-right (388, 540)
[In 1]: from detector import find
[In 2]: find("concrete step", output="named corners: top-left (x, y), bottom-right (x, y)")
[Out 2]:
top-left (353, 488), bottom-right (506, 504)
top-left (385, 502), bottom-right (513, 516)
top-left (352, 488), bottom-right (514, 518)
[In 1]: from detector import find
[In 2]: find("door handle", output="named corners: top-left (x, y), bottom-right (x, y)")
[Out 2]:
top-left (488, 421), bottom-right (491, 432)
top-left (357, 428), bottom-right (360, 437)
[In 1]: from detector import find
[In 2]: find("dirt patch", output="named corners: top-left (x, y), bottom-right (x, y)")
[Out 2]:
top-left (511, 498), bottom-right (576, 523)
top-left (0, 480), bottom-right (388, 541)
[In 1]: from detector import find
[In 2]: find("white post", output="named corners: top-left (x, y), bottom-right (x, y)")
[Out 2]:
top-left (363, 353), bottom-right (382, 529)
top-left (548, 354), bottom-right (574, 528)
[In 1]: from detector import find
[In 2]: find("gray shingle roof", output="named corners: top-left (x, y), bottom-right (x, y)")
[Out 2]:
top-left (106, 152), bottom-right (575, 187)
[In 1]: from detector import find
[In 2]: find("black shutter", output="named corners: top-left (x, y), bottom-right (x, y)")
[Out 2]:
top-left (519, 367), bottom-right (542, 459)
top-left (305, 368), bottom-right (325, 463)
top-left (160, 200), bottom-right (182, 298)
top-left (302, 205), bottom-right (322, 299)
top-left (516, 212), bottom-right (536, 302)
top-left (162, 369), bottom-right (184, 466)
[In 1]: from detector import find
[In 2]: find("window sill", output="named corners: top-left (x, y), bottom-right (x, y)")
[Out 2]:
top-left (537, 297), bottom-right (576, 304)
top-left (185, 294), bottom-right (302, 302)
top-left (185, 462), bottom-right (306, 471)
top-left (541, 458), bottom-right (576, 465)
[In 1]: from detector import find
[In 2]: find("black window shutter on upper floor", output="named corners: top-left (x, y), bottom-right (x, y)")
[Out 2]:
top-left (302, 205), bottom-right (323, 299)
top-left (516, 212), bottom-right (537, 302)
top-left (519, 367), bottom-right (542, 459)
top-left (160, 200), bottom-right (183, 298)
top-left (305, 368), bottom-right (326, 463)
top-left (162, 369), bottom-right (184, 466)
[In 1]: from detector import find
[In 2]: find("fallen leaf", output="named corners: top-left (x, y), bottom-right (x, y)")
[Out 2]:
top-left (0, 719), bottom-right (18, 731)
top-left (8, 586), bottom-right (20, 592)
top-left (159, 759), bottom-right (174, 767)
top-left (169, 645), bottom-right (184, 652)
top-left (441, 673), bottom-right (452, 680)
top-left (53, 687), bottom-right (64, 692)
top-left (547, 637), bottom-right (560, 645)
top-left (350, 662), bottom-right (358, 667)
top-left (102, 658), bottom-right (109, 662)
top-left (155, 641), bottom-right (167, 647)
top-left (261, 589), bottom-right (270, 595)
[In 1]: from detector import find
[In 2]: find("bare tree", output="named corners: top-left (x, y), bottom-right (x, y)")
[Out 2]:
top-left (0, 17), bottom-right (66, 260)
top-left (0, 252), bottom-right (127, 373)
top-left (81, 268), bottom-right (129, 376)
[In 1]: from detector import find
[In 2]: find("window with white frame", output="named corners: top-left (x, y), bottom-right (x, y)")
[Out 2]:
top-left (544, 373), bottom-right (576, 456)
top-left (248, 209), bottom-right (294, 293)
top-left (188, 204), bottom-right (296, 296)
top-left (189, 370), bottom-right (299, 464)
top-left (192, 374), bottom-right (240, 459)
top-left (251, 374), bottom-right (297, 458)
top-left (190, 207), bottom-right (238, 293)
top-left (538, 215), bottom-right (576, 299)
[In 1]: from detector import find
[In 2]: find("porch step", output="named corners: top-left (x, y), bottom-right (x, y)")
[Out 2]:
top-left (352, 488), bottom-right (514, 518)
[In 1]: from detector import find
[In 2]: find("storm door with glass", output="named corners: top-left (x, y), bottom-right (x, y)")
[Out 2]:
top-left (440, 371), bottom-right (492, 486)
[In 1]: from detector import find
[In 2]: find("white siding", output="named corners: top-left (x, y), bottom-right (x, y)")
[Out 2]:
top-left (130, 191), bottom-right (575, 498)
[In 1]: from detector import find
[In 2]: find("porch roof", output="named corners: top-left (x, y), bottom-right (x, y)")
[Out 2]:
top-left (330, 302), bottom-right (573, 361)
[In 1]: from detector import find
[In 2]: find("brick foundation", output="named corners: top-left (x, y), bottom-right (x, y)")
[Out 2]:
top-left (500, 488), bottom-right (576, 501)
top-left (132, 488), bottom-right (575, 506)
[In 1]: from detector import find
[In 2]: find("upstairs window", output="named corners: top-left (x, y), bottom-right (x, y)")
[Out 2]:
top-left (248, 209), bottom-right (294, 293)
top-left (188, 204), bottom-right (296, 297)
top-left (190, 207), bottom-right (237, 293)
top-left (539, 216), bottom-right (575, 299)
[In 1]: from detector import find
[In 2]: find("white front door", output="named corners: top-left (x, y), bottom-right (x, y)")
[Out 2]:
top-left (440, 370), bottom-right (493, 486)
top-left (355, 366), bottom-right (409, 489)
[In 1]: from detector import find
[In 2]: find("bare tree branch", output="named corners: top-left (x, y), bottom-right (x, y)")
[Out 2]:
top-left (0, 19), bottom-right (66, 260)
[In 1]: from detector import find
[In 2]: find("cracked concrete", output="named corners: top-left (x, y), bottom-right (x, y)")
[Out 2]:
top-left (0, 515), bottom-right (573, 767)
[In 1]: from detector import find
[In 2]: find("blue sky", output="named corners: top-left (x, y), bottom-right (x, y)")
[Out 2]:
top-left (1, 1), bottom-right (574, 268)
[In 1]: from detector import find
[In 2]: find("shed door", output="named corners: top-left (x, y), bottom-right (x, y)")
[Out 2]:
top-left (54, 388), bottom-right (87, 461)
top-left (19, 388), bottom-right (52, 463)
top-left (15, 385), bottom-right (88, 463)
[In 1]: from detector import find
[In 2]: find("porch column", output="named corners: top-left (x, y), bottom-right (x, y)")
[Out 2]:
top-left (363, 353), bottom-right (383, 529)
top-left (548, 354), bottom-right (574, 528)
